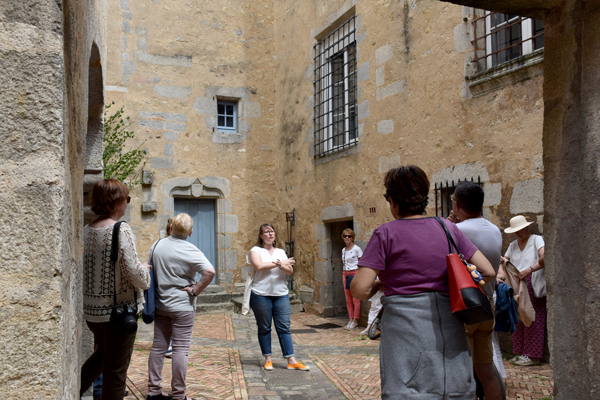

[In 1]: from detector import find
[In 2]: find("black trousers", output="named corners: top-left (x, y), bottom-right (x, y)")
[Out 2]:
top-left (80, 320), bottom-right (137, 400)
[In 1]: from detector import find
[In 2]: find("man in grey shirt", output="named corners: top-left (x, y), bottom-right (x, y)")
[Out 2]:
top-left (449, 181), bottom-right (503, 400)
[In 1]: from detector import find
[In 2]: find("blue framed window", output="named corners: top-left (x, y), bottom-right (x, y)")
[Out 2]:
top-left (217, 100), bottom-right (237, 132)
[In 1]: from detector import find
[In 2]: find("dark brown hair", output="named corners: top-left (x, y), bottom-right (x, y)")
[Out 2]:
top-left (90, 179), bottom-right (130, 216)
top-left (384, 165), bottom-right (430, 217)
top-left (255, 223), bottom-right (277, 248)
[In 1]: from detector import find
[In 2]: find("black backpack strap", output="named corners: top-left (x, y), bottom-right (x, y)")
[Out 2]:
top-left (111, 222), bottom-right (123, 306)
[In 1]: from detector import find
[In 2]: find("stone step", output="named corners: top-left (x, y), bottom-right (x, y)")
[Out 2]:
top-left (196, 302), bottom-right (234, 314)
top-left (203, 284), bottom-right (225, 294)
top-left (196, 292), bottom-right (236, 304)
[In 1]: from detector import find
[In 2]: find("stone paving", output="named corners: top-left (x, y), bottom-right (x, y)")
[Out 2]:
top-left (120, 312), bottom-right (553, 400)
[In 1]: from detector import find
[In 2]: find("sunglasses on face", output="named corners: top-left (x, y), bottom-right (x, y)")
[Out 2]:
top-left (343, 235), bottom-right (353, 238)
top-left (383, 193), bottom-right (390, 203)
top-left (126, 196), bottom-right (131, 203)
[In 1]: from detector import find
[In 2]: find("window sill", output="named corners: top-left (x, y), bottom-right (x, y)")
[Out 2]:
top-left (467, 49), bottom-right (544, 98)
top-left (313, 141), bottom-right (361, 166)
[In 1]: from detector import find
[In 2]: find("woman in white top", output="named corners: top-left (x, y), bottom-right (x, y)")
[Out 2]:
top-left (498, 215), bottom-right (546, 366)
top-left (248, 223), bottom-right (310, 371)
top-left (341, 228), bottom-right (363, 330)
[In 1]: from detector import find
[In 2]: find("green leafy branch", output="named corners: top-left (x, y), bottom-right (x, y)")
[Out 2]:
top-left (103, 102), bottom-right (147, 188)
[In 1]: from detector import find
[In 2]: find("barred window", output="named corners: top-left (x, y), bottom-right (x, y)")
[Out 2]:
top-left (434, 177), bottom-right (482, 218)
top-left (313, 16), bottom-right (358, 158)
top-left (472, 11), bottom-right (544, 72)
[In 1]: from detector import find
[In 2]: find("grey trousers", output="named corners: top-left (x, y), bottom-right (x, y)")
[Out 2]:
top-left (148, 309), bottom-right (196, 400)
top-left (380, 292), bottom-right (475, 399)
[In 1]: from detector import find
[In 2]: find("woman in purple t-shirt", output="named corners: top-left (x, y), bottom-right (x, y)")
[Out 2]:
top-left (351, 165), bottom-right (495, 400)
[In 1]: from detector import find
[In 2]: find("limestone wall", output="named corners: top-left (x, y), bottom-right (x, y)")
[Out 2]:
top-left (0, 0), bottom-right (106, 397)
top-left (105, 0), bottom-right (544, 314)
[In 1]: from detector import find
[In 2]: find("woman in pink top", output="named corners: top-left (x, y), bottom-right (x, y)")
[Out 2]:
top-left (351, 165), bottom-right (495, 400)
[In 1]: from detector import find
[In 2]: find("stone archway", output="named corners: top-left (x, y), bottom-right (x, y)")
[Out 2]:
top-left (83, 42), bottom-right (104, 225)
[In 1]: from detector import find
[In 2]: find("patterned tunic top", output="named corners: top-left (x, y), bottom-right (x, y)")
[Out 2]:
top-left (83, 223), bottom-right (150, 322)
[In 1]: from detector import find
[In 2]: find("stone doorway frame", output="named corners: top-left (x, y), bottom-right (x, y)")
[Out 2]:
top-left (161, 176), bottom-right (239, 286)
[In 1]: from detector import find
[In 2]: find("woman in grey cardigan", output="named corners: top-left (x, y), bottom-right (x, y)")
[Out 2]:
top-left (146, 213), bottom-right (215, 400)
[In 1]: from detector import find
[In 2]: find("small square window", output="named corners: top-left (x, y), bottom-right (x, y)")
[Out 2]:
top-left (217, 100), bottom-right (237, 132)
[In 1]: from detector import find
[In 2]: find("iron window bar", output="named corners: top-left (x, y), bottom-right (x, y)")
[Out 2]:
top-left (313, 15), bottom-right (358, 158)
top-left (434, 177), bottom-right (483, 218)
top-left (471, 11), bottom-right (544, 73)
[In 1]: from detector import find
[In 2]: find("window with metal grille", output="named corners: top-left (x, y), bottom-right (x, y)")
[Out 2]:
top-left (217, 100), bottom-right (236, 132)
top-left (434, 177), bottom-right (483, 218)
top-left (472, 11), bottom-right (544, 72)
top-left (313, 15), bottom-right (358, 158)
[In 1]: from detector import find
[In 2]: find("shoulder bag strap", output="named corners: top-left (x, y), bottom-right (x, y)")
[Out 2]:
top-left (150, 239), bottom-right (162, 285)
top-left (434, 217), bottom-right (461, 255)
top-left (111, 221), bottom-right (137, 306)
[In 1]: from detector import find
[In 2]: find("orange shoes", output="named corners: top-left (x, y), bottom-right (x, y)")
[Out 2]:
top-left (264, 360), bottom-right (273, 370)
top-left (287, 361), bottom-right (310, 370)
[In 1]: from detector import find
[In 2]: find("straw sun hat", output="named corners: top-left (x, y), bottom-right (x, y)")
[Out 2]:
top-left (504, 215), bottom-right (534, 234)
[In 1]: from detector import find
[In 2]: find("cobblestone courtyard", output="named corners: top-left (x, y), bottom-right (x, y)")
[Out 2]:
top-left (121, 312), bottom-right (553, 400)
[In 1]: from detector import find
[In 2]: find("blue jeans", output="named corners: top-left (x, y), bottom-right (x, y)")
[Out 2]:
top-left (250, 292), bottom-right (295, 358)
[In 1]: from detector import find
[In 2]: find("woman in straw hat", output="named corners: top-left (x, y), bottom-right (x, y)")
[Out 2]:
top-left (499, 215), bottom-right (546, 366)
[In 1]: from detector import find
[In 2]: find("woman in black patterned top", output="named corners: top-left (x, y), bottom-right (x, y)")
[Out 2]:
top-left (80, 179), bottom-right (151, 400)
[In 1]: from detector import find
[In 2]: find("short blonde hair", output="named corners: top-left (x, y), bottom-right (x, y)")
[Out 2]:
top-left (171, 213), bottom-right (193, 238)
top-left (342, 228), bottom-right (355, 241)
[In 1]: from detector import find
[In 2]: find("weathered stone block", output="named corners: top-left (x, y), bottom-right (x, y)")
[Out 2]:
top-left (203, 176), bottom-right (230, 197)
top-left (218, 215), bottom-right (239, 233)
top-left (237, 119), bottom-right (251, 134)
top-left (150, 157), bottom-right (173, 169)
top-left (377, 119), bottom-right (394, 134)
top-left (299, 285), bottom-right (315, 304)
top-left (137, 37), bottom-right (147, 49)
top-left (376, 43), bottom-right (393, 65)
top-left (376, 79), bottom-right (407, 101)
top-left (205, 86), bottom-right (250, 100)
top-left (163, 143), bottom-right (173, 157)
top-left (358, 100), bottom-right (370, 120)
top-left (483, 183), bottom-right (502, 206)
top-left (357, 60), bottom-right (369, 82)
top-left (315, 223), bottom-right (328, 240)
top-left (163, 131), bottom-right (179, 141)
top-left (314, 260), bottom-right (332, 282)
top-left (122, 60), bottom-right (135, 76)
top-left (376, 66), bottom-right (385, 87)
top-left (122, 11), bottom-right (132, 20)
top-left (121, 19), bottom-right (131, 33)
top-left (135, 27), bottom-right (147, 36)
top-left (120, 0), bottom-right (129, 10)
top-left (321, 203), bottom-right (355, 222)
top-left (217, 234), bottom-right (232, 249)
top-left (510, 178), bottom-right (544, 214)
top-left (193, 97), bottom-right (216, 115)
top-left (379, 155), bottom-right (401, 173)
top-left (217, 198), bottom-right (232, 214)
top-left (318, 241), bottom-right (332, 260)
top-left (133, 50), bottom-right (192, 67)
top-left (319, 284), bottom-right (333, 307)
top-left (142, 169), bottom-right (153, 185)
top-left (138, 119), bottom-right (186, 132)
top-left (154, 85), bottom-right (192, 98)
top-left (431, 161), bottom-right (490, 186)
top-left (225, 249), bottom-right (238, 270)
top-left (142, 202), bottom-right (157, 212)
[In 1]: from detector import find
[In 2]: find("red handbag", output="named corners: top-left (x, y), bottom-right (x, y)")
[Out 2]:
top-left (435, 217), bottom-right (493, 325)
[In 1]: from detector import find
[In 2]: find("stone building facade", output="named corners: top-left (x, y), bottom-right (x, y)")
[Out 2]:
top-left (2, 0), bottom-right (599, 398)
top-left (105, 0), bottom-right (544, 317)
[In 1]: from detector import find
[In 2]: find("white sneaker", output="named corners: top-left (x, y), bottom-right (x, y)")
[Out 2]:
top-left (345, 321), bottom-right (358, 330)
top-left (515, 355), bottom-right (540, 366)
top-left (359, 328), bottom-right (369, 335)
top-left (509, 355), bottom-right (521, 362)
